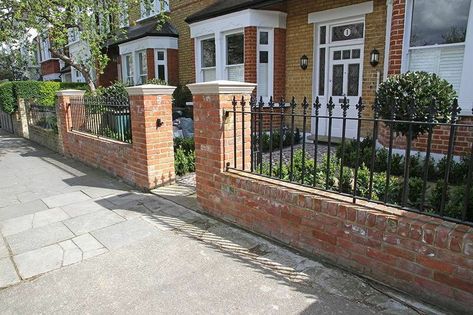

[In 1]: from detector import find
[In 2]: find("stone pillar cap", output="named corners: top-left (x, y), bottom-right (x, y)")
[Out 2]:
top-left (187, 80), bottom-right (256, 95)
top-left (56, 89), bottom-right (86, 96)
top-left (126, 84), bottom-right (176, 96)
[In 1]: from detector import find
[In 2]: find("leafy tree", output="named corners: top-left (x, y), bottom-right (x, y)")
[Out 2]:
top-left (0, 47), bottom-right (32, 81)
top-left (376, 71), bottom-right (457, 139)
top-left (0, 0), bottom-right (169, 92)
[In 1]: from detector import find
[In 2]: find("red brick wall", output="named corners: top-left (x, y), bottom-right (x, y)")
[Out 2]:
top-left (98, 47), bottom-right (120, 87)
top-left (191, 87), bottom-right (473, 313)
top-left (167, 48), bottom-right (179, 86)
top-left (378, 116), bottom-right (473, 156)
top-left (57, 90), bottom-right (175, 190)
top-left (388, 0), bottom-right (406, 75)
top-left (273, 28), bottom-right (286, 100)
top-left (40, 60), bottom-right (60, 76)
top-left (244, 27), bottom-right (257, 86)
top-left (147, 48), bottom-right (156, 80)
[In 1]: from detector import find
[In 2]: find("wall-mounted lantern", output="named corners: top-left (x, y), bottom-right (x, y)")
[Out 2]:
top-left (370, 48), bottom-right (380, 67)
top-left (300, 55), bottom-right (309, 70)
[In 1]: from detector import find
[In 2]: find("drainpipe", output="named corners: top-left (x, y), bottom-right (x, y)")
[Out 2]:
top-left (383, 0), bottom-right (393, 81)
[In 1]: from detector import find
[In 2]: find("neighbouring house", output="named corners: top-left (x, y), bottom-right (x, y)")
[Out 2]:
top-left (37, 36), bottom-right (64, 81)
top-left (183, 0), bottom-right (473, 155)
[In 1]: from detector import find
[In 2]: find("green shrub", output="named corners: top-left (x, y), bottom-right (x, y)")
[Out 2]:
top-left (355, 164), bottom-right (400, 202)
top-left (146, 78), bottom-right (167, 85)
top-left (407, 177), bottom-right (424, 206)
top-left (435, 157), bottom-right (466, 184)
top-left (0, 82), bottom-right (15, 113)
top-left (173, 137), bottom-right (195, 176)
top-left (95, 81), bottom-right (128, 101)
top-left (59, 82), bottom-right (88, 90)
top-left (173, 84), bottom-right (193, 108)
top-left (377, 71), bottom-right (457, 138)
top-left (430, 181), bottom-right (473, 220)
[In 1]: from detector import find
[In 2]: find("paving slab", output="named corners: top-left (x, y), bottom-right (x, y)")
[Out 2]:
top-left (6, 222), bottom-right (75, 255)
top-left (91, 218), bottom-right (158, 250)
top-left (0, 214), bottom-right (33, 237)
top-left (41, 191), bottom-right (90, 208)
top-left (72, 234), bottom-right (105, 252)
top-left (59, 240), bottom-right (82, 266)
top-left (0, 258), bottom-right (20, 287)
top-left (0, 199), bottom-right (48, 221)
top-left (63, 210), bottom-right (125, 235)
top-left (13, 244), bottom-right (63, 279)
top-left (32, 208), bottom-right (69, 228)
top-left (0, 237), bottom-right (9, 259)
top-left (60, 199), bottom-right (113, 218)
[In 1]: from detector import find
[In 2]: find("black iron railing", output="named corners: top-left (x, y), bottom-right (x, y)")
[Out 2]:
top-left (69, 95), bottom-right (132, 143)
top-left (227, 96), bottom-right (473, 226)
top-left (27, 104), bottom-right (57, 131)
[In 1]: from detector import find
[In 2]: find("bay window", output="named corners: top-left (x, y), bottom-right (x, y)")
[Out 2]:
top-left (225, 33), bottom-right (244, 82)
top-left (136, 50), bottom-right (148, 85)
top-left (123, 53), bottom-right (134, 85)
top-left (201, 37), bottom-right (216, 82)
top-left (155, 50), bottom-right (167, 81)
top-left (405, 0), bottom-right (471, 93)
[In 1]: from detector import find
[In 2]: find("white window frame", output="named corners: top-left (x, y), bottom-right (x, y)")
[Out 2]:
top-left (67, 28), bottom-right (80, 46)
top-left (196, 35), bottom-right (217, 82)
top-left (223, 29), bottom-right (245, 82)
top-left (40, 37), bottom-right (52, 62)
top-left (154, 49), bottom-right (168, 82)
top-left (119, 0), bottom-right (129, 27)
top-left (135, 50), bottom-right (148, 85)
top-left (401, 0), bottom-right (473, 115)
top-left (122, 53), bottom-right (134, 86)
top-left (257, 28), bottom-right (274, 101)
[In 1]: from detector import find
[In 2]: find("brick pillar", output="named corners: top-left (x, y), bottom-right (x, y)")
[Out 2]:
top-left (56, 89), bottom-right (85, 155)
top-left (14, 98), bottom-right (29, 138)
top-left (388, 0), bottom-right (406, 75)
top-left (244, 27), bottom-right (257, 85)
top-left (126, 85), bottom-right (176, 189)
top-left (187, 80), bottom-right (256, 211)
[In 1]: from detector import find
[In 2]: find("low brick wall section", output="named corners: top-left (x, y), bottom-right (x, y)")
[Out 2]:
top-left (28, 125), bottom-right (60, 153)
top-left (56, 87), bottom-right (176, 190)
top-left (378, 116), bottom-right (473, 156)
top-left (189, 81), bottom-right (473, 313)
top-left (200, 170), bottom-right (473, 313)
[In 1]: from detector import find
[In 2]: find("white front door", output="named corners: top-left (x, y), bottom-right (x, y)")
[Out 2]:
top-left (312, 19), bottom-right (365, 140)
top-left (327, 45), bottom-right (363, 138)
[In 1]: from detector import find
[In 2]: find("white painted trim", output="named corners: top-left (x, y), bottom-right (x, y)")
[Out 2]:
top-left (308, 1), bottom-right (373, 24)
top-left (187, 80), bottom-right (256, 95)
top-left (189, 9), bottom-right (287, 38)
top-left (383, 0), bottom-right (393, 80)
top-left (257, 28), bottom-right (274, 100)
top-left (154, 49), bottom-right (168, 83)
top-left (400, 0), bottom-right (413, 73)
top-left (56, 89), bottom-right (86, 97)
top-left (118, 36), bottom-right (178, 55)
top-left (126, 84), bottom-right (176, 96)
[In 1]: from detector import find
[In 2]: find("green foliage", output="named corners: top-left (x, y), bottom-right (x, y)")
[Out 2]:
top-left (429, 181), bottom-right (473, 220)
top-left (173, 84), bottom-right (193, 108)
top-left (407, 177), bottom-right (424, 206)
top-left (0, 82), bottom-right (15, 113)
top-left (95, 81), bottom-right (128, 101)
top-left (146, 78), bottom-right (167, 85)
top-left (173, 137), bottom-right (195, 176)
top-left (255, 129), bottom-right (302, 153)
top-left (436, 156), bottom-right (468, 184)
top-left (376, 71), bottom-right (457, 138)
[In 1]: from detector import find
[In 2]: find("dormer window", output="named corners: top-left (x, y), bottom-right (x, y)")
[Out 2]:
top-left (140, 0), bottom-right (169, 20)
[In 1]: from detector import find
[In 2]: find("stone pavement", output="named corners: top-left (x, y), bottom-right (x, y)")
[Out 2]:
top-left (0, 131), bottom-right (443, 314)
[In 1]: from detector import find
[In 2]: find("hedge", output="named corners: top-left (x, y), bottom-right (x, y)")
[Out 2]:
top-left (0, 81), bottom-right (88, 113)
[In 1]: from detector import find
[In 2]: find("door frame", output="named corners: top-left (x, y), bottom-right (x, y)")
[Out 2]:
top-left (311, 16), bottom-right (366, 136)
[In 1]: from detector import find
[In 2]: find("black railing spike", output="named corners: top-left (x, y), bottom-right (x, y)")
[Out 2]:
top-left (327, 97), bottom-right (335, 116)
top-left (341, 96), bottom-right (349, 117)
top-left (240, 95), bottom-right (246, 109)
top-left (290, 96), bottom-right (297, 110)
top-left (314, 96), bottom-right (321, 115)
top-left (355, 97), bottom-right (364, 118)
top-left (451, 98), bottom-right (461, 123)
top-left (268, 96), bottom-right (274, 108)
top-left (258, 96), bottom-right (264, 108)
top-left (232, 96), bottom-right (237, 107)
top-left (279, 97), bottom-right (285, 107)
top-left (302, 96), bottom-right (309, 110)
